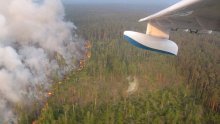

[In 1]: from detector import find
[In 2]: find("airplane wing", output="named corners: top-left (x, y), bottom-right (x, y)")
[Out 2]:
top-left (124, 0), bottom-right (220, 55)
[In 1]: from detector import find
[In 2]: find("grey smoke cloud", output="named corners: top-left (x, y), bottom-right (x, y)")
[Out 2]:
top-left (0, 0), bottom-right (84, 123)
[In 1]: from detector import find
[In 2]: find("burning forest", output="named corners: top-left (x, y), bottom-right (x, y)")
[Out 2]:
top-left (0, 0), bottom-right (85, 123)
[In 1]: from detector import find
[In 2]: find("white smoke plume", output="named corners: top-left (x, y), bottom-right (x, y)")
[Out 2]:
top-left (0, 0), bottom-right (84, 123)
top-left (126, 76), bottom-right (138, 95)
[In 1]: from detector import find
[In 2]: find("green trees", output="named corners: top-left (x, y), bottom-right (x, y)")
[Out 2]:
top-left (172, 32), bottom-right (220, 113)
top-left (35, 86), bottom-right (207, 124)
top-left (18, 4), bottom-right (219, 124)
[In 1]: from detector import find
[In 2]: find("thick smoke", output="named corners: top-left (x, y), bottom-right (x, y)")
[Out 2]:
top-left (0, 0), bottom-right (84, 123)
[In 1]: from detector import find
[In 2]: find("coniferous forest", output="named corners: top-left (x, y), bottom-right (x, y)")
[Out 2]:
top-left (18, 4), bottom-right (219, 124)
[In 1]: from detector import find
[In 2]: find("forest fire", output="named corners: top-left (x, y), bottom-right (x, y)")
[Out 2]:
top-left (45, 40), bottom-right (92, 100)
top-left (78, 40), bottom-right (92, 71)
top-left (47, 92), bottom-right (53, 97)
top-left (0, 0), bottom-right (87, 123)
top-left (84, 41), bottom-right (92, 49)
top-left (23, 2), bottom-right (220, 123)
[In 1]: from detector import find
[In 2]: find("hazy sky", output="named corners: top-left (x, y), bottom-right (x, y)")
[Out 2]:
top-left (63, 0), bottom-right (180, 5)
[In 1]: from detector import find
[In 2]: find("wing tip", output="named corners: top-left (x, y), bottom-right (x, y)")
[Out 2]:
top-left (123, 31), bottom-right (179, 56)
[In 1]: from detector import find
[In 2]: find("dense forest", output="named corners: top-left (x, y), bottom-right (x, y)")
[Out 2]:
top-left (17, 4), bottom-right (219, 124)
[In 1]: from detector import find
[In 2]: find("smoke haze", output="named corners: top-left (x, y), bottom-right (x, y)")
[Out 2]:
top-left (0, 0), bottom-right (84, 123)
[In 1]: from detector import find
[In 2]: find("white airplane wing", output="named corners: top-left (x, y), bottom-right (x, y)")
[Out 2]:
top-left (124, 0), bottom-right (220, 55)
